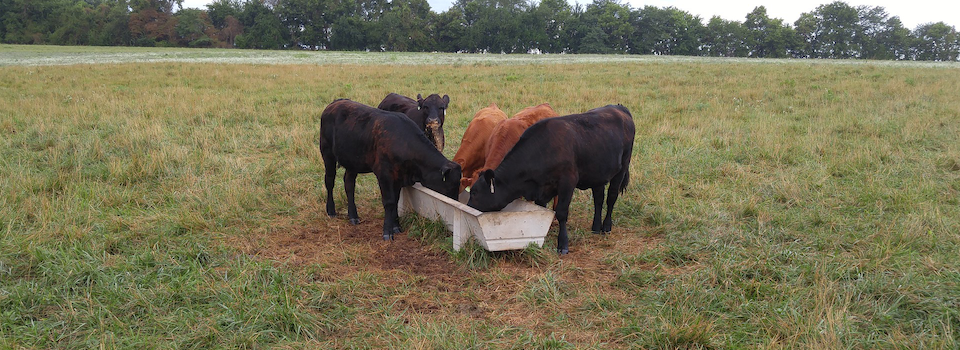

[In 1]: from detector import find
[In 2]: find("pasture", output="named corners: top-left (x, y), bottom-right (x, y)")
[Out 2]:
top-left (1, 45), bottom-right (959, 348)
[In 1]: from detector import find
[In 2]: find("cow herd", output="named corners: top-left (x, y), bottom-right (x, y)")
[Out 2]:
top-left (320, 93), bottom-right (636, 254)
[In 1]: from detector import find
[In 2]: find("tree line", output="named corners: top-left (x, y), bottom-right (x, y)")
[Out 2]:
top-left (2, 0), bottom-right (959, 61)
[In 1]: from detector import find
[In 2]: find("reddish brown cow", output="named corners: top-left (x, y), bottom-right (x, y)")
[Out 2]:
top-left (468, 105), bottom-right (636, 255)
top-left (452, 104), bottom-right (508, 192)
top-left (481, 103), bottom-right (559, 172)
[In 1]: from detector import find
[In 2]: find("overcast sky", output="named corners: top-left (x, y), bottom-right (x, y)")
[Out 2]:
top-left (179, 0), bottom-right (959, 30)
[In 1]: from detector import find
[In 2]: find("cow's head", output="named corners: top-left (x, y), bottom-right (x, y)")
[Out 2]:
top-left (417, 93), bottom-right (449, 151)
top-left (423, 161), bottom-right (462, 200)
top-left (467, 169), bottom-right (512, 212)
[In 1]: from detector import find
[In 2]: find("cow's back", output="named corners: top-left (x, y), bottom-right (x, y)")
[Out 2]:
top-left (482, 103), bottom-right (559, 171)
top-left (453, 104), bottom-right (508, 188)
top-left (377, 93), bottom-right (421, 126)
top-left (509, 105), bottom-right (634, 187)
top-left (321, 99), bottom-right (428, 173)
top-left (513, 103), bottom-right (558, 125)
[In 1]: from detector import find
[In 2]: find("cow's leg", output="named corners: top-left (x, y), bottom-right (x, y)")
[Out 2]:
top-left (378, 180), bottom-right (402, 240)
top-left (322, 152), bottom-right (337, 217)
top-left (602, 170), bottom-right (628, 233)
top-left (591, 186), bottom-right (605, 233)
top-left (554, 185), bottom-right (575, 255)
top-left (344, 171), bottom-right (361, 225)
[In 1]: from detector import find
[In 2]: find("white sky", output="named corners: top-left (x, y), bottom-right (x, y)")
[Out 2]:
top-left (179, 0), bottom-right (958, 30)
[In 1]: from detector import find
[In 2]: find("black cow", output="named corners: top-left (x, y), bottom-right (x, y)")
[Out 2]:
top-left (377, 93), bottom-right (449, 151)
top-left (320, 99), bottom-right (462, 240)
top-left (467, 105), bottom-right (635, 255)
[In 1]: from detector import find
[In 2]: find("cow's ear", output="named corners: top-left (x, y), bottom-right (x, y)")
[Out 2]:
top-left (481, 169), bottom-right (495, 193)
top-left (417, 94), bottom-right (424, 107)
top-left (441, 163), bottom-right (459, 181)
top-left (442, 95), bottom-right (450, 107)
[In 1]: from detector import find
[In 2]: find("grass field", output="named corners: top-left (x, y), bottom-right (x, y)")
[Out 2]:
top-left (1, 45), bottom-right (959, 348)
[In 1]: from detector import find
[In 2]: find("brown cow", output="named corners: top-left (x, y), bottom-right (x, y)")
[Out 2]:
top-left (481, 103), bottom-right (559, 172)
top-left (468, 105), bottom-right (636, 255)
top-left (452, 104), bottom-right (508, 192)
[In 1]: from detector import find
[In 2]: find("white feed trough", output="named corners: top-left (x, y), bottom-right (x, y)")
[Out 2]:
top-left (398, 183), bottom-right (555, 251)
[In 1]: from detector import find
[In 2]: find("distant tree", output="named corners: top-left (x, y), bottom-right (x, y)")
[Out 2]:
top-left (911, 22), bottom-right (959, 61)
top-left (855, 6), bottom-right (909, 60)
top-left (580, 0), bottom-right (632, 53)
top-left (795, 1), bottom-right (860, 58)
top-left (218, 15), bottom-right (242, 47)
top-left (875, 17), bottom-right (911, 60)
top-left (90, 0), bottom-right (134, 46)
top-left (632, 6), bottom-right (701, 55)
top-left (528, 0), bottom-right (573, 53)
top-left (433, 7), bottom-right (465, 52)
top-left (560, 4), bottom-right (587, 53)
top-left (702, 16), bottom-right (747, 57)
top-left (579, 25), bottom-right (611, 53)
top-left (129, 0), bottom-right (180, 46)
top-left (175, 8), bottom-right (215, 46)
top-left (743, 6), bottom-right (797, 58)
top-left (235, 0), bottom-right (287, 49)
top-left (2, 0), bottom-right (61, 44)
top-left (380, 0), bottom-right (434, 51)
top-left (276, 0), bottom-right (333, 49)
top-left (49, 1), bottom-right (95, 45)
top-left (452, 0), bottom-right (529, 53)
top-left (328, 16), bottom-right (369, 50)
top-left (0, 0), bottom-right (8, 41)
top-left (206, 0), bottom-right (241, 28)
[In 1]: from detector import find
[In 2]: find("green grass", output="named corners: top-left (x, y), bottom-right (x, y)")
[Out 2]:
top-left (1, 45), bottom-right (959, 348)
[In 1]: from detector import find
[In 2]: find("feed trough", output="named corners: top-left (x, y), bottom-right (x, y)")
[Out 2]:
top-left (398, 183), bottom-right (555, 251)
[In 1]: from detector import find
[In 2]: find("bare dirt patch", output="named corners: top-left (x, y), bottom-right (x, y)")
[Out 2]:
top-left (235, 214), bottom-right (463, 279)
top-left (229, 207), bottom-right (669, 347)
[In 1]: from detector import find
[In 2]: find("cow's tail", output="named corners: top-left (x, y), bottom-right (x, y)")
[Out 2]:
top-left (618, 168), bottom-right (630, 194)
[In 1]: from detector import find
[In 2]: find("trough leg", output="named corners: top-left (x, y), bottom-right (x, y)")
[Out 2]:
top-left (591, 186), bottom-right (605, 233)
top-left (344, 171), bottom-right (361, 225)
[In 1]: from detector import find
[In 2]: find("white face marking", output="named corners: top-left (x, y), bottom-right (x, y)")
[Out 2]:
top-left (490, 181), bottom-right (495, 194)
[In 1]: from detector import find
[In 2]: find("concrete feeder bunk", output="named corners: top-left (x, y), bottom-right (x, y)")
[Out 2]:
top-left (398, 183), bottom-right (555, 251)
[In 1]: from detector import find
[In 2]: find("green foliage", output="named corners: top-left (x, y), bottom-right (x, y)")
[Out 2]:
top-left (912, 22), bottom-right (960, 61)
top-left (1, 0), bottom-right (958, 59)
top-left (702, 16), bottom-right (748, 57)
top-left (632, 5), bottom-right (703, 55)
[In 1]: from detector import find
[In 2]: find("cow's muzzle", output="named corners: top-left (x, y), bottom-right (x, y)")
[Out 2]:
top-left (426, 121), bottom-right (444, 151)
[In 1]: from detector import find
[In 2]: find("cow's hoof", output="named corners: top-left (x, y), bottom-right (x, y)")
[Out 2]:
top-left (592, 230), bottom-right (607, 235)
top-left (349, 218), bottom-right (361, 225)
top-left (326, 211), bottom-right (337, 218)
top-left (383, 233), bottom-right (394, 241)
top-left (392, 226), bottom-right (403, 235)
top-left (557, 248), bottom-right (569, 255)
